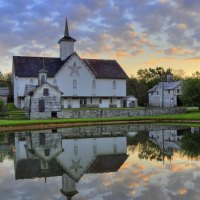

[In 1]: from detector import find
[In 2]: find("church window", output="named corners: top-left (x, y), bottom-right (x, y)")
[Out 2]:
top-left (39, 99), bottom-right (45, 112)
top-left (113, 80), bottom-right (116, 96)
top-left (30, 79), bottom-right (34, 85)
top-left (43, 88), bottom-right (49, 96)
top-left (113, 138), bottom-right (117, 154)
top-left (93, 139), bottom-right (97, 155)
top-left (113, 80), bottom-right (116, 89)
top-left (41, 75), bottom-right (46, 84)
top-left (92, 80), bottom-right (96, 96)
top-left (73, 80), bottom-right (77, 88)
top-left (73, 80), bottom-right (77, 96)
top-left (92, 80), bottom-right (96, 89)
top-left (74, 139), bottom-right (78, 156)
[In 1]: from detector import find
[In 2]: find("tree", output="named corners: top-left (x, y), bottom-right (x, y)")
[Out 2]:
top-left (181, 78), bottom-right (200, 110)
top-left (127, 67), bottom-right (173, 106)
top-left (127, 76), bottom-right (148, 106)
top-left (192, 71), bottom-right (200, 78)
top-left (180, 130), bottom-right (200, 159)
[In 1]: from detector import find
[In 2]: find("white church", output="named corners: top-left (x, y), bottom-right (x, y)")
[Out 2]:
top-left (12, 19), bottom-right (128, 114)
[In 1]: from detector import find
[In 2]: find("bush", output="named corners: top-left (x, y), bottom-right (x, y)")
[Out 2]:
top-left (0, 99), bottom-right (3, 110)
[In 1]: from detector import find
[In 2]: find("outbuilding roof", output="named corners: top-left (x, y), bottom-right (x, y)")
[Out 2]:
top-left (0, 87), bottom-right (9, 96)
top-left (13, 55), bottom-right (128, 79)
top-left (148, 81), bottom-right (183, 92)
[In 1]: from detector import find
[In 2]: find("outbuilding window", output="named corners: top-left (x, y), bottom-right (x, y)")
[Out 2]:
top-left (39, 99), bottom-right (45, 112)
top-left (43, 88), bottom-right (49, 96)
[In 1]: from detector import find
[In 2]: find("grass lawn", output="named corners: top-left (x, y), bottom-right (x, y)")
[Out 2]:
top-left (0, 108), bottom-right (200, 128)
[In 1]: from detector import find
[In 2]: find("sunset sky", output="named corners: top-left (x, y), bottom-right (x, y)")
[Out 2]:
top-left (0, 0), bottom-right (199, 76)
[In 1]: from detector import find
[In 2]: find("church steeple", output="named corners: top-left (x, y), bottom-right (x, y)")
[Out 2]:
top-left (58, 18), bottom-right (76, 61)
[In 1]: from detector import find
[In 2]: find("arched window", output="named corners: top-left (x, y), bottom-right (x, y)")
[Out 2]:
top-left (92, 80), bottom-right (96, 89)
top-left (113, 80), bottom-right (116, 96)
top-left (41, 75), bottom-right (46, 85)
top-left (74, 139), bottom-right (78, 156)
top-left (53, 79), bottom-right (57, 87)
top-left (92, 80), bottom-right (96, 96)
top-left (73, 80), bottom-right (77, 96)
top-left (73, 80), bottom-right (77, 88)
top-left (113, 80), bottom-right (116, 89)
top-left (93, 138), bottom-right (97, 155)
top-left (30, 79), bottom-right (34, 85)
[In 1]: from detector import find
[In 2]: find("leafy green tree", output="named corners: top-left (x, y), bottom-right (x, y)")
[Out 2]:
top-left (180, 130), bottom-right (200, 158)
top-left (181, 78), bottom-right (200, 110)
top-left (127, 76), bottom-right (148, 106)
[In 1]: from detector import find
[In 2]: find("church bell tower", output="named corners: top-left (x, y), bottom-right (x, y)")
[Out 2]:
top-left (58, 18), bottom-right (76, 61)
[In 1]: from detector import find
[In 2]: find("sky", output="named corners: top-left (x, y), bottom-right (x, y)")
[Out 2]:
top-left (0, 0), bottom-right (199, 77)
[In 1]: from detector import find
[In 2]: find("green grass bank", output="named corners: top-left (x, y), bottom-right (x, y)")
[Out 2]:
top-left (0, 107), bottom-right (200, 132)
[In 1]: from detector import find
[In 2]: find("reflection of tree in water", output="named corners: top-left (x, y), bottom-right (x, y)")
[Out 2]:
top-left (128, 131), bottom-right (172, 162)
top-left (0, 133), bottom-right (15, 162)
top-left (180, 129), bottom-right (200, 159)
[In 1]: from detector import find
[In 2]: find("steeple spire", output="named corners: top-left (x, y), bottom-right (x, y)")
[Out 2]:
top-left (58, 18), bottom-right (76, 43)
top-left (64, 17), bottom-right (69, 36)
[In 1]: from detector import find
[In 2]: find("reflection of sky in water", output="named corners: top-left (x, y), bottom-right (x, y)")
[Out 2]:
top-left (0, 126), bottom-right (200, 200)
top-left (1, 152), bottom-right (200, 199)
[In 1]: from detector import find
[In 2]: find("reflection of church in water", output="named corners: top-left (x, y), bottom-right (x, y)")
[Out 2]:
top-left (14, 129), bottom-right (128, 199)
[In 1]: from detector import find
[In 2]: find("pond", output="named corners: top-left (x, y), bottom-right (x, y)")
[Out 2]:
top-left (0, 124), bottom-right (200, 200)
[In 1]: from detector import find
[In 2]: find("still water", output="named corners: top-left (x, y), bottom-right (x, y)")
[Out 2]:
top-left (0, 124), bottom-right (200, 200)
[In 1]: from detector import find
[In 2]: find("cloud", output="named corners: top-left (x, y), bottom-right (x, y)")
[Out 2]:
top-left (0, 0), bottom-right (199, 75)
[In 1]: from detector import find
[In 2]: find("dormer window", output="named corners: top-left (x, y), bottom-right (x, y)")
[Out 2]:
top-left (43, 88), bottom-right (49, 96)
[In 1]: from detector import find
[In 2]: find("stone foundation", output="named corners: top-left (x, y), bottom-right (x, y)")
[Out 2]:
top-left (57, 107), bottom-right (186, 119)
top-left (29, 107), bottom-right (186, 119)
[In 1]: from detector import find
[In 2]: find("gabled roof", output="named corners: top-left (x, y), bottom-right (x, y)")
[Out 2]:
top-left (83, 59), bottom-right (128, 79)
top-left (24, 85), bottom-right (36, 96)
top-left (13, 54), bottom-right (128, 79)
top-left (87, 154), bottom-right (128, 173)
top-left (13, 56), bottom-right (66, 77)
top-left (148, 81), bottom-right (183, 92)
top-left (0, 87), bottom-right (9, 96)
top-left (15, 159), bottom-right (64, 180)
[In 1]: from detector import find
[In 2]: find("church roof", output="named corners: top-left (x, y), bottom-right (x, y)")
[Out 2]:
top-left (13, 56), bottom-right (66, 77)
top-left (24, 85), bottom-right (36, 96)
top-left (87, 154), bottom-right (128, 173)
top-left (15, 159), bottom-right (65, 180)
top-left (13, 55), bottom-right (128, 79)
top-left (83, 59), bottom-right (128, 79)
